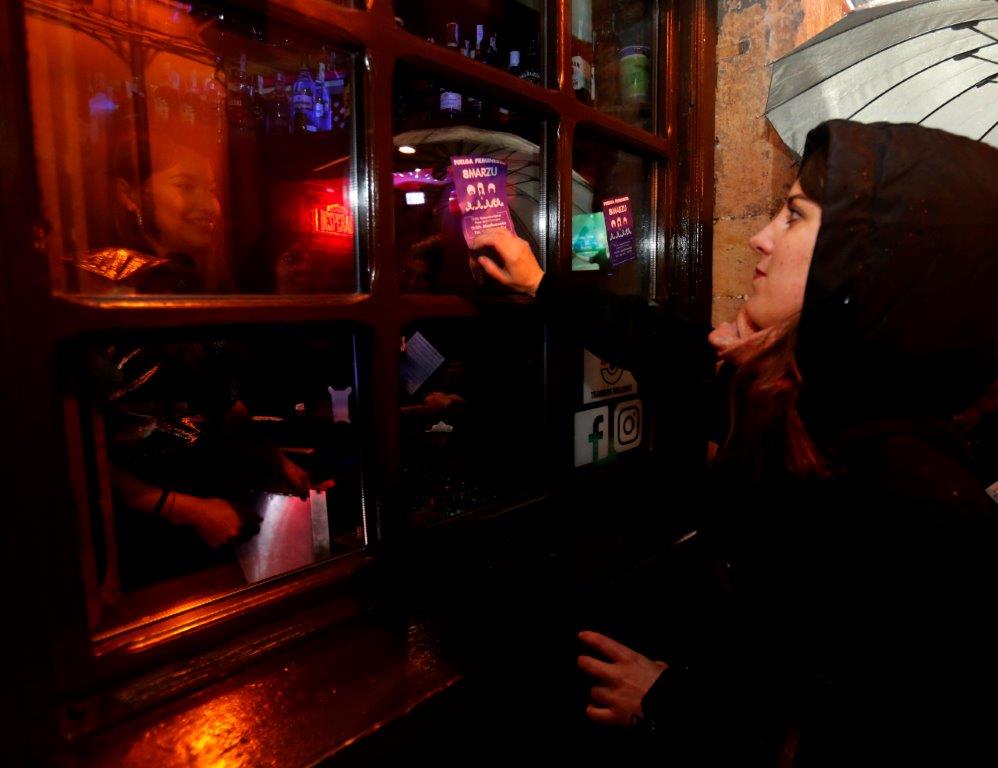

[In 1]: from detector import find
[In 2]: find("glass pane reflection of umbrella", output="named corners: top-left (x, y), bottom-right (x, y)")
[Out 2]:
top-left (393, 126), bottom-right (594, 255)
top-left (765, 0), bottom-right (998, 157)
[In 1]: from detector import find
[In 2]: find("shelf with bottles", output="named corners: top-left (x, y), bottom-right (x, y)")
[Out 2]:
top-left (393, 1), bottom-right (546, 89)
top-left (25, 0), bottom-right (362, 297)
top-left (573, 0), bottom-right (655, 133)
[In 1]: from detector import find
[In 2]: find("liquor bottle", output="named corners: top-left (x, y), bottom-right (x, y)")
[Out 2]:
top-left (315, 62), bottom-right (332, 132)
top-left (254, 75), bottom-right (268, 133)
top-left (291, 57), bottom-right (317, 134)
top-left (594, 8), bottom-right (621, 111)
top-left (461, 48), bottom-right (483, 123)
top-left (518, 38), bottom-right (541, 87)
top-left (439, 23), bottom-right (463, 119)
top-left (507, 48), bottom-right (521, 78)
top-left (475, 24), bottom-right (485, 58)
top-left (88, 73), bottom-right (116, 119)
top-left (444, 21), bottom-right (460, 49)
top-left (267, 72), bottom-right (290, 135)
top-left (482, 32), bottom-right (501, 67)
top-left (180, 71), bottom-right (200, 127)
top-left (617, 4), bottom-right (651, 113)
top-left (327, 52), bottom-right (350, 131)
top-left (227, 54), bottom-right (255, 135)
top-left (496, 49), bottom-right (520, 125)
top-left (153, 70), bottom-right (180, 123)
top-left (571, 0), bottom-right (595, 105)
top-left (202, 60), bottom-right (227, 143)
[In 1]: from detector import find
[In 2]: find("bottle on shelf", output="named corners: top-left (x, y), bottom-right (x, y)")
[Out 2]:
top-left (617, 5), bottom-right (651, 115)
top-left (327, 52), bottom-right (350, 131)
top-left (439, 22), bottom-right (463, 120)
top-left (266, 72), bottom-right (290, 135)
top-left (571, 0), bottom-right (595, 105)
top-left (153, 70), bottom-right (180, 123)
top-left (518, 37), bottom-right (541, 87)
top-left (475, 24), bottom-right (485, 59)
top-left (445, 21), bottom-right (460, 49)
top-left (180, 71), bottom-right (200, 127)
top-left (593, 8), bottom-right (621, 112)
top-left (315, 62), bottom-right (333, 132)
top-left (227, 53), bottom-right (255, 135)
top-left (291, 56), bottom-right (317, 134)
top-left (482, 32), bottom-right (501, 68)
top-left (496, 49), bottom-right (520, 126)
top-left (461, 48), bottom-right (483, 122)
top-left (254, 74), bottom-right (268, 133)
top-left (202, 60), bottom-right (227, 143)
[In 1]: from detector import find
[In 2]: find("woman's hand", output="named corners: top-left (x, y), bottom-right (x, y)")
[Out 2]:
top-left (708, 305), bottom-right (768, 366)
top-left (469, 229), bottom-right (544, 297)
top-left (577, 631), bottom-right (668, 728)
top-left (166, 495), bottom-right (242, 548)
top-left (278, 452), bottom-right (312, 497)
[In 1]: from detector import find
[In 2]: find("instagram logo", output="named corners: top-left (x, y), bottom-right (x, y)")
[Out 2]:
top-left (613, 399), bottom-right (642, 453)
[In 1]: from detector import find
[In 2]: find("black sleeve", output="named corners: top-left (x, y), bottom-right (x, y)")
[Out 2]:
top-left (535, 273), bottom-right (726, 445)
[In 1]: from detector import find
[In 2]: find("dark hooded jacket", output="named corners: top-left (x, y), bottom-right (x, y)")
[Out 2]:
top-left (537, 120), bottom-right (998, 765)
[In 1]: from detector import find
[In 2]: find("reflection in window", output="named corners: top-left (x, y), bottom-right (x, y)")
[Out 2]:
top-left (571, 134), bottom-right (655, 297)
top-left (393, 0), bottom-right (544, 87)
top-left (78, 328), bottom-right (366, 631)
top-left (26, 0), bottom-right (359, 295)
top-left (575, 0), bottom-right (655, 131)
top-left (393, 68), bottom-right (549, 294)
top-left (400, 315), bottom-right (545, 523)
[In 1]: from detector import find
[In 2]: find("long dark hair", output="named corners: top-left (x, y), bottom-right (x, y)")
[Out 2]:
top-left (718, 140), bottom-right (830, 482)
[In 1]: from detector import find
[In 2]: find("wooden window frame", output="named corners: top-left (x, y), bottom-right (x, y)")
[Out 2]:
top-left (0, 0), bottom-right (715, 740)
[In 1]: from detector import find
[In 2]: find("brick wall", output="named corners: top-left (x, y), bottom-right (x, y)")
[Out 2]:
top-left (712, 0), bottom-right (849, 326)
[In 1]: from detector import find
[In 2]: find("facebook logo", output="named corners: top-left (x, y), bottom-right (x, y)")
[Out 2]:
top-left (575, 407), bottom-right (610, 467)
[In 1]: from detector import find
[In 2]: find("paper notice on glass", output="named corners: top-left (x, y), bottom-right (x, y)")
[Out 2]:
top-left (601, 196), bottom-right (636, 267)
top-left (450, 156), bottom-right (516, 247)
top-left (236, 493), bottom-right (315, 584)
top-left (401, 331), bottom-right (445, 395)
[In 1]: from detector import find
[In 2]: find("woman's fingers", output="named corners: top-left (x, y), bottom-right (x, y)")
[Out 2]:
top-left (708, 323), bottom-right (738, 351)
top-left (590, 686), bottom-right (614, 706)
top-left (585, 704), bottom-right (619, 725)
top-left (578, 630), bottom-right (631, 662)
top-left (475, 255), bottom-right (509, 285)
top-left (577, 654), bottom-right (616, 682)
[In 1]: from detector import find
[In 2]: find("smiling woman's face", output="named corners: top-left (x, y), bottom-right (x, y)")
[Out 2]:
top-left (744, 179), bottom-right (822, 329)
top-left (144, 146), bottom-right (221, 255)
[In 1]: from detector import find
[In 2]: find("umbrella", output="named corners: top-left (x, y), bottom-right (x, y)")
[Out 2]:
top-left (393, 126), bottom-right (594, 254)
top-left (766, 0), bottom-right (998, 157)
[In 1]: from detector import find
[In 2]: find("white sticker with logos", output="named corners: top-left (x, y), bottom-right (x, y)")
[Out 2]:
top-left (613, 399), bottom-right (643, 453)
top-left (575, 407), bottom-right (610, 467)
top-left (582, 348), bottom-right (638, 404)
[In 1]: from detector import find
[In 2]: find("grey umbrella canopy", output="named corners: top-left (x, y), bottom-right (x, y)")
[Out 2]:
top-left (766, 0), bottom-right (998, 157)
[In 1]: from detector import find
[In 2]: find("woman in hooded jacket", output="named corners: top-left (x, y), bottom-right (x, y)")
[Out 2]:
top-left (471, 119), bottom-right (998, 765)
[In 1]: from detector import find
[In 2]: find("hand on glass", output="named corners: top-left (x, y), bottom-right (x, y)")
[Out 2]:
top-left (469, 229), bottom-right (544, 297)
top-left (166, 495), bottom-right (243, 548)
top-left (577, 630), bottom-right (668, 728)
top-left (708, 305), bottom-right (769, 367)
top-left (279, 452), bottom-right (312, 497)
